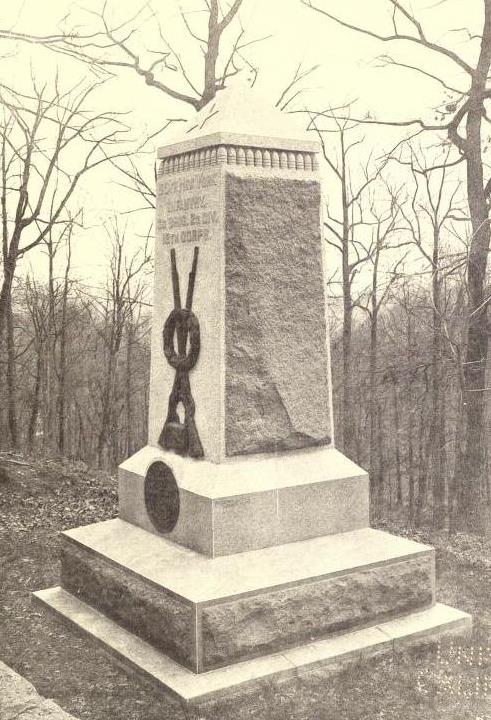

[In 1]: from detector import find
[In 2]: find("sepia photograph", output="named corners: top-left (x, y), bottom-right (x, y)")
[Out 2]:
top-left (0, 1), bottom-right (489, 719)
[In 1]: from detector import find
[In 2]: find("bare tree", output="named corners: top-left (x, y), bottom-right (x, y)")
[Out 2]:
top-left (61, 0), bottom-right (271, 219)
top-left (81, 220), bottom-right (151, 468)
top-left (394, 144), bottom-right (468, 526)
top-left (314, 114), bottom-right (385, 458)
top-left (356, 184), bottom-right (408, 511)
top-left (55, 221), bottom-right (75, 455)
top-left (0, 78), bottom-right (127, 343)
top-left (0, 77), bottom-right (126, 447)
top-left (45, 1), bottom-right (261, 111)
top-left (304, 0), bottom-right (491, 532)
top-left (23, 276), bottom-right (49, 451)
top-left (123, 285), bottom-right (150, 459)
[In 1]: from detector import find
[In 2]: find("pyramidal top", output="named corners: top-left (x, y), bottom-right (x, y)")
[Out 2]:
top-left (158, 84), bottom-right (319, 158)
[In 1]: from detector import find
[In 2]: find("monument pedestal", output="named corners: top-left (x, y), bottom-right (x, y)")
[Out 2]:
top-left (34, 449), bottom-right (471, 711)
top-left (118, 445), bottom-right (369, 555)
top-left (34, 89), bottom-right (471, 716)
top-left (35, 461), bottom-right (470, 707)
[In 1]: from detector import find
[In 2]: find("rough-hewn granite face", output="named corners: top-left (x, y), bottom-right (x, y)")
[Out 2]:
top-left (60, 539), bottom-right (196, 670)
top-left (224, 173), bottom-right (331, 456)
top-left (200, 556), bottom-right (433, 670)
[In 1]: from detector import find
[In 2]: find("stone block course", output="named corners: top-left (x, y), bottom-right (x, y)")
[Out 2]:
top-left (60, 538), bottom-right (196, 671)
top-left (33, 588), bottom-right (472, 707)
top-left (199, 555), bottom-right (434, 670)
top-left (58, 522), bottom-right (435, 674)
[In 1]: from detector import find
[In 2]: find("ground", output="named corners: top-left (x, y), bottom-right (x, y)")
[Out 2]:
top-left (0, 453), bottom-right (490, 720)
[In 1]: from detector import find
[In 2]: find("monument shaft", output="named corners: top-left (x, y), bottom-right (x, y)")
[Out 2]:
top-left (150, 142), bottom-right (333, 462)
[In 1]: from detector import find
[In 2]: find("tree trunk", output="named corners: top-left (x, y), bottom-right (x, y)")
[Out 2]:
top-left (342, 300), bottom-right (353, 455)
top-left (57, 235), bottom-right (72, 454)
top-left (368, 313), bottom-right (378, 513)
top-left (1, 252), bottom-right (20, 448)
top-left (408, 408), bottom-right (415, 524)
top-left (125, 321), bottom-right (134, 458)
top-left (416, 395), bottom-right (428, 525)
top-left (340, 132), bottom-right (355, 458)
top-left (0, 252), bottom-right (18, 351)
top-left (98, 344), bottom-right (120, 468)
top-left (393, 380), bottom-right (402, 506)
top-left (76, 402), bottom-right (86, 460)
top-left (405, 306), bottom-right (415, 524)
top-left (353, 382), bottom-right (363, 464)
top-left (6, 292), bottom-right (18, 448)
top-left (449, 374), bottom-right (465, 533)
top-left (368, 242), bottom-right (381, 514)
top-left (430, 228), bottom-right (447, 528)
top-left (27, 345), bottom-right (43, 450)
top-left (45, 236), bottom-right (57, 449)
top-left (376, 400), bottom-right (386, 511)
top-left (458, 5), bottom-right (491, 533)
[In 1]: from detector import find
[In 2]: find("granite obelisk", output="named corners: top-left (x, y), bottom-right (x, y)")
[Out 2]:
top-left (35, 88), bottom-right (471, 717)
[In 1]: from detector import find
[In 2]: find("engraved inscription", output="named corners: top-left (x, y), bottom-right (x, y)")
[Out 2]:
top-left (157, 170), bottom-right (220, 246)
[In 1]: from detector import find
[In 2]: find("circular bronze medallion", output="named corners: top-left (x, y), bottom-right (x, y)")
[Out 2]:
top-left (144, 461), bottom-right (180, 533)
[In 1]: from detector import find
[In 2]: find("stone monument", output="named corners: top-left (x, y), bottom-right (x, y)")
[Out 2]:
top-left (35, 88), bottom-right (471, 716)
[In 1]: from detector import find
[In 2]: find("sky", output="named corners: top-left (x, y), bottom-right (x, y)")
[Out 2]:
top-left (0, 0), bottom-right (481, 291)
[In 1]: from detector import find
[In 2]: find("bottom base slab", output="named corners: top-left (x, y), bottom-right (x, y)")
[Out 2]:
top-left (33, 587), bottom-right (471, 708)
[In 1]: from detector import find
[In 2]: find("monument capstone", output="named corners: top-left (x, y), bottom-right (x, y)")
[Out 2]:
top-left (35, 87), bottom-right (471, 716)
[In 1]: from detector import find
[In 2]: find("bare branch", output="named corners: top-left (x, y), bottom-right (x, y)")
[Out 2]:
top-left (301, 0), bottom-right (473, 75)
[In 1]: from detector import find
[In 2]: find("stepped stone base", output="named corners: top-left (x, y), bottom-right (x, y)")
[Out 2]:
top-left (34, 448), bottom-right (471, 713)
top-left (55, 519), bottom-right (436, 672)
top-left (33, 588), bottom-right (471, 709)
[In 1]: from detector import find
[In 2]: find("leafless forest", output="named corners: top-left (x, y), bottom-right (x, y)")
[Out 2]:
top-left (1, 0), bottom-right (491, 536)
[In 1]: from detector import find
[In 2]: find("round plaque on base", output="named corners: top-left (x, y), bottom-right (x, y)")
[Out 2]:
top-left (144, 461), bottom-right (180, 533)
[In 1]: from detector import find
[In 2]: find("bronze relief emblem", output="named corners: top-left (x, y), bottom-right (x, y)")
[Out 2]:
top-left (159, 246), bottom-right (204, 458)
